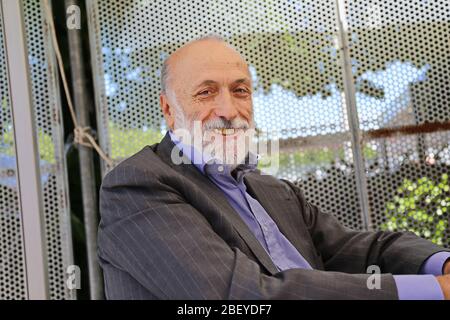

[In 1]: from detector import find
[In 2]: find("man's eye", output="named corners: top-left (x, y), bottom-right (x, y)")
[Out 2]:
top-left (198, 90), bottom-right (212, 96)
top-left (235, 88), bottom-right (249, 94)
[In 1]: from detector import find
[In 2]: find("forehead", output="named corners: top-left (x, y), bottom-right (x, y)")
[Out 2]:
top-left (169, 41), bottom-right (250, 90)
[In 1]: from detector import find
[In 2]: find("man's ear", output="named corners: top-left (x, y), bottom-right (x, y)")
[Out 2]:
top-left (160, 93), bottom-right (175, 130)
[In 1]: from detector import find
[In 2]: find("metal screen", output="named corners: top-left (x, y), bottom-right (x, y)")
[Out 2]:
top-left (343, 0), bottom-right (450, 247)
top-left (0, 6), bottom-right (28, 300)
top-left (23, 0), bottom-right (75, 300)
top-left (87, 0), bottom-right (449, 247)
top-left (0, 0), bottom-right (74, 299)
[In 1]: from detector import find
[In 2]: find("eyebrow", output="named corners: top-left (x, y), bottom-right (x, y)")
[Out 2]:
top-left (192, 78), bottom-right (251, 91)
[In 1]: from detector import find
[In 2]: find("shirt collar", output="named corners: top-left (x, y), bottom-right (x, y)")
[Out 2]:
top-left (168, 129), bottom-right (258, 177)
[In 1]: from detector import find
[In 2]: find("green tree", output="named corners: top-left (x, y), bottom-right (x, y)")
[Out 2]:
top-left (381, 174), bottom-right (449, 246)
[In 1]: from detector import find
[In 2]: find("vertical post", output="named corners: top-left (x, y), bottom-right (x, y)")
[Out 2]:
top-left (64, 0), bottom-right (104, 299)
top-left (335, 0), bottom-right (372, 231)
top-left (85, 0), bottom-right (110, 176)
top-left (1, 0), bottom-right (49, 299)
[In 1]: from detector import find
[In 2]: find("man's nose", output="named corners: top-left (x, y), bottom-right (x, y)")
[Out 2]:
top-left (214, 91), bottom-right (238, 120)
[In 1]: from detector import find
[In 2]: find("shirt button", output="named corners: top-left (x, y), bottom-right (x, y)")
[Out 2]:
top-left (218, 165), bottom-right (224, 172)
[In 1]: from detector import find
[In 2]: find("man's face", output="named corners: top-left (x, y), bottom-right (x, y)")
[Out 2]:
top-left (161, 40), bottom-right (256, 166)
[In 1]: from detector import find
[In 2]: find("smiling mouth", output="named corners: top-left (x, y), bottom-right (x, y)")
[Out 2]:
top-left (213, 128), bottom-right (238, 136)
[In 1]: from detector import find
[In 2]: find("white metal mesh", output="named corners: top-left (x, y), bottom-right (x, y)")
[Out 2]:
top-left (0, 0), bottom-right (74, 299)
top-left (0, 7), bottom-right (28, 300)
top-left (344, 0), bottom-right (450, 247)
top-left (87, 0), bottom-right (449, 246)
top-left (22, 0), bottom-right (75, 300)
top-left (87, 0), bottom-right (364, 230)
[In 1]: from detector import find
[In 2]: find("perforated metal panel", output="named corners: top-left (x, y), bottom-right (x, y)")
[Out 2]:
top-left (87, 0), bottom-right (449, 247)
top-left (0, 0), bottom-right (74, 299)
top-left (0, 7), bottom-right (28, 300)
top-left (22, 0), bottom-right (75, 299)
top-left (343, 0), bottom-right (450, 247)
top-left (87, 0), bottom-right (364, 230)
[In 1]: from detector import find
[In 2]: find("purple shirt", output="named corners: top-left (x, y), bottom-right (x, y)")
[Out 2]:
top-left (169, 130), bottom-right (449, 299)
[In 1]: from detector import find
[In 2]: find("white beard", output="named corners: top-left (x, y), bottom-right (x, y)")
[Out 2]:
top-left (172, 108), bottom-right (255, 169)
top-left (201, 128), bottom-right (255, 169)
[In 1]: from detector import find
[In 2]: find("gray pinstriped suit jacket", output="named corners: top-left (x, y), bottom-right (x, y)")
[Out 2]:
top-left (98, 131), bottom-right (448, 299)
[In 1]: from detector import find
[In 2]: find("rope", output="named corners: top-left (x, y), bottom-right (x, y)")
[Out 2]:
top-left (43, 0), bottom-right (113, 167)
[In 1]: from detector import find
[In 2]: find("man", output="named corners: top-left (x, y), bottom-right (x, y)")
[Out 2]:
top-left (98, 35), bottom-right (450, 299)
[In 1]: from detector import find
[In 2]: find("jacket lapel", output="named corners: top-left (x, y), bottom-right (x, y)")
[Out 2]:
top-left (243, 172), bottom-right (319, 269)
top-left (155, 132), bottom-right (279, 275)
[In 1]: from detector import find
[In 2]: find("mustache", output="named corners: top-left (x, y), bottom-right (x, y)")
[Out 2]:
top-left (202, 118), bottom-right (251, 131)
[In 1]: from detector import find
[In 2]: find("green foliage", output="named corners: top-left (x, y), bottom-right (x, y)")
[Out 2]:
top-left (258, 148), bottom-right (343, 170)
top-left (0, 129), bottom-right (55, 164)
top-left (109, 122), bottom-right (163, 160)
top-left (381, 174), bottom-right (449, 245)
top-left (257, 144), bottom-right (376, 170)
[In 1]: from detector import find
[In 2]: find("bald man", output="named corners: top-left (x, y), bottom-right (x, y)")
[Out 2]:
top-left (98, 35), bottom-right (450, 300)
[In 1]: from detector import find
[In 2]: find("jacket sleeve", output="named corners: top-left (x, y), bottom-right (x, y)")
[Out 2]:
top-left (98, 164), bottom-right (400, 300)
top-left (281, 179), bottom-right (450, 275)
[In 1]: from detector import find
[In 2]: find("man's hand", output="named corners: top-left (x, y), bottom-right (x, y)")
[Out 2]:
top-left (436, 275), bottom-right (450, 300)
top-left (444, 260), bottom-right (450, 275)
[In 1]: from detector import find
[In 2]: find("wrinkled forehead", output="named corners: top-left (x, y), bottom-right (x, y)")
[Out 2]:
top-left (167, 41), bottom-right (251, 91)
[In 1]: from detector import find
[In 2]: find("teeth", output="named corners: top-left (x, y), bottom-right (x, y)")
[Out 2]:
top-left (223, 128), bottom-right (235, 135)
top-left (213, 128), bottom-right (236, 135)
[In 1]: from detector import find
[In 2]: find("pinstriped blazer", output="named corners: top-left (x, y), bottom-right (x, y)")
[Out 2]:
top-left (98, 131), bottom-right (448, 299)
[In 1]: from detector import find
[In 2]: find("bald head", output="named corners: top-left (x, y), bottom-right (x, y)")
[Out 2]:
top-left (160, 36), bottom-right (250, 95)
